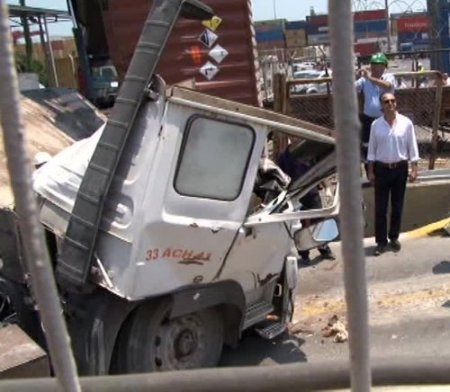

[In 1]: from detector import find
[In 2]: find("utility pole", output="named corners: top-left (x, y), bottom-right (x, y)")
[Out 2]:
top-left (272, 0), bottom-right (277, 19)
top-left (427, 0), bottom-right (441, 70)
top-left (385, 0), bottom-right (391, 53)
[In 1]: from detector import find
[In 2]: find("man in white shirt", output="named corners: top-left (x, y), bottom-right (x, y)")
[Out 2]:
top-left (367, 92), bottom-right (419, 256)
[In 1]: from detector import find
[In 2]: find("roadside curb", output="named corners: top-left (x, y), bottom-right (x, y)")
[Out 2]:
top-left (401, 217), bottom-right (450, 239)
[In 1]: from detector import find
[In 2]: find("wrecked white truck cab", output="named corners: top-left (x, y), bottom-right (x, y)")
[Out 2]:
top-left (0, 0), bottom-right (339, 376)
top-left (35, 81), bottom-right (337, 300)
top-left (30, 81), bottom-right (339, 373)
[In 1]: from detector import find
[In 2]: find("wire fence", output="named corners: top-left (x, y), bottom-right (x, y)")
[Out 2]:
top-left (283, 71), bottom-right (450, 169)
top-left (287, 71), bottom-right (441, 129)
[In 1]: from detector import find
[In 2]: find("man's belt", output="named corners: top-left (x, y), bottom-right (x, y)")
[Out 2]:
top-left (375, 160), bottom-right (408, 169)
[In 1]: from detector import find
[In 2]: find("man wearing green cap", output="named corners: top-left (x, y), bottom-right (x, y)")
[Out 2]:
top-left (356, 52), bottom-right (396, 172)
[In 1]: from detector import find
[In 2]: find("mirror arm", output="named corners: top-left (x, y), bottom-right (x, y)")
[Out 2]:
top-left (244, 184), bottom-right (340, 227)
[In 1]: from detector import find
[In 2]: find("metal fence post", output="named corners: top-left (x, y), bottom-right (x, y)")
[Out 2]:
top-left (0, 2), bottom-right (80, 391)
top-left (273, 72), bottom-right (289, 157)
top-left (328, 1), bottom-right (372, 391)
top-left (430, 80), bottom-right (443, 169)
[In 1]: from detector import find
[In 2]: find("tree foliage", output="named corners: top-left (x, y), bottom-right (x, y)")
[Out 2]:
top-left (15, 53), bottom-right (48, 86)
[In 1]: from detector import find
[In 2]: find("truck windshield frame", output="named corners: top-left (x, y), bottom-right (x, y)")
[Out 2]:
top-left (174, 114), bottom-right (256, 201)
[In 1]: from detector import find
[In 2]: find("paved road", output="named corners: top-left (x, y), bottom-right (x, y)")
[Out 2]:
top-left (220, 235), bottom-right (450, 367)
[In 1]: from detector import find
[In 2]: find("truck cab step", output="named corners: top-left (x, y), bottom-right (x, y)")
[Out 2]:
top-left (243, 300), bottom-right (273, 329)
top-left (255, 321), bottom-right (287, 340)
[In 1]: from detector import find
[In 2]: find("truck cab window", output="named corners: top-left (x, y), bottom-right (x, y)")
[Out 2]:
top-left (174, 116), bottom-right (254, 201)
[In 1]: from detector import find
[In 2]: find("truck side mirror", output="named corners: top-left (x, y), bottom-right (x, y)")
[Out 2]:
top-left (294, 218), bottom-right (339, 252)
top-left (311, 219), bottom-right (339, 242)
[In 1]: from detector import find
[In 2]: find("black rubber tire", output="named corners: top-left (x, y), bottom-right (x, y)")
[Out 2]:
top-left (113, 298), bottom-right (224, 373)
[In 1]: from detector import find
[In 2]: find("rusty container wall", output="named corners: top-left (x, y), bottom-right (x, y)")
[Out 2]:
top-left (102, 0), bottom-right (262, 106)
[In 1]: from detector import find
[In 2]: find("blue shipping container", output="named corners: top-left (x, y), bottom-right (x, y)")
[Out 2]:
top-left (256, 29), bottom-right (285, 42)
top-left (354, 32), bottom-right (386, 40)
top-left (307, 34), bottom-right (330, 45)
top-left (306, 23), bottom-right (329, 34)
top-left (354, 19), bottom-right (387, 33)
top-left (431, 37), bottom-right (450, 72)
top-left (439, 7), bottom-right (450, 39)
top-left (286, 20), bottom-right (306, 30)
top-left (255, 25), bottom-right (284, 34)
top-left (398, 31), bottom-right (430, 42)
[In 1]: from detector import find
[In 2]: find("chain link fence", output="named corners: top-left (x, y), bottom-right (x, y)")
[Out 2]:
top-left (287, 72), bottom-right (440, 129)
top-left (284, 70), bottom-right (450, 169)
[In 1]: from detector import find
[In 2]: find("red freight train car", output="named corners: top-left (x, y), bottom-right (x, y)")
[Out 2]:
top-left (101, 0), bottom-right (262, 106)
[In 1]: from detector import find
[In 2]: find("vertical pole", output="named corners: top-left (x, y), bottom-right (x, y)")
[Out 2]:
top-left (273, 72), bottom-right (288, 158)
top-left (429, 79), bottom-right (443, 169)
top-left (427, 0), bottom-right (440, 71)
top-left (329, 0), bottom-right (372, 391)
top-left (0, 2), bottom-right (80, 391)
top-left (19, 0), bottom-right (33, 71)
top-left (43, 15), bottom-right (59, 87)
top-left (385, 0), bottom-right (391, 53)
top-left (38, 16), bottom-right (52, 87)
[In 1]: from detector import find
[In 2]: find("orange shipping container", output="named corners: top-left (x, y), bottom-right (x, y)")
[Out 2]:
top-left (101, 0), bottom-right (262, 106)
top-left (285, 29), bottom-right (306, 41)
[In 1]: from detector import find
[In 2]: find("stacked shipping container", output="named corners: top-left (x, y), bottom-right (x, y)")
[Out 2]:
top-left (354, 42), bottom-right (379, 57)
top-left (254, 19), bottom-right (286, 55)
top-left (306, 14), bottom-right (329, 45)
top-left (396, 13), bottom-right (430, 51)
top-left (285, 20), bottom-right (307, 49)
top-left (304, 10), bottom-right (388, 46)
top-left (255, 10), bottom-right (388, 50)
top-left (353, 9), bottom-right (387, 41)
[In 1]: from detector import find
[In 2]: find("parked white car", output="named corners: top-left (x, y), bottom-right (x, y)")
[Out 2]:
top-left (292, 61), bottom-right (316, 72)
top-left (291, 69), bottom-right (332, 94)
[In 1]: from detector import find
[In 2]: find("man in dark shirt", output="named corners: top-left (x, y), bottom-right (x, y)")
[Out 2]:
top-left (278, 145), bottom-right (336, 265)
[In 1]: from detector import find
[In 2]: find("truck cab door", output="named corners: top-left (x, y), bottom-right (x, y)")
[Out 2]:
top-left (133, 108), bottom-right (266, 298)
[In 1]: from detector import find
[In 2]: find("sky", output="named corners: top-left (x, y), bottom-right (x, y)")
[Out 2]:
top-left (7, 0), bottom-right (425, 38)
top-left (7, 0), bottom-right (330, 37)
top-left (252, 0), bottom-right (328, 21)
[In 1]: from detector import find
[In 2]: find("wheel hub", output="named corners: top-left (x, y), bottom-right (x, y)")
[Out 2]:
top-left (154, 314), bottom-right (205, 369)
top-left (175, 329), bottom-right (197, 358)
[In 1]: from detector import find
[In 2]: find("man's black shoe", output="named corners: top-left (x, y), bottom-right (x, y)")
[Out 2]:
top-left (374, 244), bottom-right (387, 256)
top-left (299, 256), bottom-right (312, 265)
top-left (320, 248), bottom-right (336, 260)
top-left (390, 239), bottom-right (401, 252)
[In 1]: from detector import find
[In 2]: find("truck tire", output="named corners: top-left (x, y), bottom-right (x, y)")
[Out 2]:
top-left (113, 298), bottom-right (224, 373)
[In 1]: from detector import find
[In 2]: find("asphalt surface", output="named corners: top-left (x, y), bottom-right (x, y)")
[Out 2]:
top-left (220, 234), bottom-right (450, 367)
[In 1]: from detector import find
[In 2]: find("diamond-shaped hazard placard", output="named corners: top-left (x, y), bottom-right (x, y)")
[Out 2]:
top-left (199, 29), bottom-right (218, 48)
top-left (202, 16), bottom-right (222, 31)
top-left (200, 61), bottom-right (219, 80)
top-left (209, 44), bottom-right (228, 64)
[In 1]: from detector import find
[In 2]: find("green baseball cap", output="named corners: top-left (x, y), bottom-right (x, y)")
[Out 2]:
top-left (370, 52), bottom-right (388, 65)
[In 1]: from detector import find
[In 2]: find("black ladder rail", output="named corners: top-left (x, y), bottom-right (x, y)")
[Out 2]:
top-left (57, 0), bottom-right (214, 291)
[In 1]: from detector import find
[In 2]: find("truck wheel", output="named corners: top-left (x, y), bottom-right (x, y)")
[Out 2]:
top-left (114, 298), bottom-right (224, 373)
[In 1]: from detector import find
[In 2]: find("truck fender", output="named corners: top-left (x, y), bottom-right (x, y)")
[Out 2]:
top-left (70, 281), bottom-right (246, 374)
top-left (67, 289), bottom-right (138, 375)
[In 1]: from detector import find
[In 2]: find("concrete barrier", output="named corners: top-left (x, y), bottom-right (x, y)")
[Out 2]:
top-left (363, 169), bottom-right (450, 238)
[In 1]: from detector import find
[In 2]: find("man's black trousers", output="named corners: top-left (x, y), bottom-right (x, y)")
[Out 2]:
top-left (374, 162), bottom-right (408, 245)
